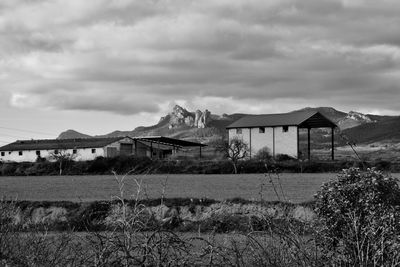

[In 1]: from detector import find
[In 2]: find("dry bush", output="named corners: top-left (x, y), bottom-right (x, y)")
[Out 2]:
top-left (315, 168), bottom-right (400, 266)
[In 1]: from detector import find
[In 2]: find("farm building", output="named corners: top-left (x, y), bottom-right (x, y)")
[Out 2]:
top-left (227, 110), bottom-right (337, 160)
top-left (0, 136), bottom-right (206, 163)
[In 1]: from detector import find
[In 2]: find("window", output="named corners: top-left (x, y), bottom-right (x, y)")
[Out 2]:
top-left (282, 126), bottom-right (289, 132)
top-left (73, 149), bottom-right (77, 154)
top-left (259, 127), bottom-right (265, 133)
top-left (91, 148), bottom-right (96, 154)
top-left (1, 152), bottom-right (4, 157)
top-left (236, 128), bottom-right (242, 134)
top-left (36, 151), bottom-right (41, 156)
top-left (54, 149), bottom-right (59, 154)
top-left (19, 151), bottom-right (23, 156)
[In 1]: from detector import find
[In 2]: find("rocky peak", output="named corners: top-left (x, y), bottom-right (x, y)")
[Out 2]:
top-left (167, 105), bottom-right (211, 129)
top-left (172, 105), bottom-right (191, 118)
top-left (197, 109), bottom-right (211, 128)
top-left (169, 105), bottom-right (194, 129)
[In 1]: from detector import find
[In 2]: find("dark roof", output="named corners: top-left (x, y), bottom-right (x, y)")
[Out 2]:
top-left (0, 136), bottom-right (206, 152)
top-left (0, 137), bottom-right (126, 151)
top-left (226, 110), bottom-right (337, 129)
top-left (134, 136), bottom-right (207, 147)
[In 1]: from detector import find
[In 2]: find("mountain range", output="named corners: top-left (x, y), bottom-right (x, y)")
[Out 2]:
top-left (58, 106), bottom-right (400, 146)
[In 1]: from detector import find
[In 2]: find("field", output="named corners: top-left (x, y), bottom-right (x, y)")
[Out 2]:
top-left (0, 173), bottom-right (343, 203)
top-left (2, 172), bottom-right (399, 203)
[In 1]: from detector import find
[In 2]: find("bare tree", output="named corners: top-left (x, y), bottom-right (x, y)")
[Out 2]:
top-left (214, 137), bottom-right (249, 174)
top-left (49, 149), bottom-right (77, 175)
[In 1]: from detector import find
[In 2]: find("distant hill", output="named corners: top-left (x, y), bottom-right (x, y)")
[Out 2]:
top-left (57, 106), bottom-right (399, 146)
top-left (295, 107), bottom-right (348, 123)
top-left (341, 116), bottom-right (400, 144)
top-left (57, 129), bottom-right (91, 139)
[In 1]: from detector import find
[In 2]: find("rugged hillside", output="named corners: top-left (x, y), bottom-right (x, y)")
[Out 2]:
top-left (58, 105), bottom-right (245, 142)
top-left (341, 116), bottom-right (400, 144)
top-left (296, 107), bottom-right (348, 123)
top-left (57, 106), bottom-right (398, 145)
top-left (295, 107), bottom-right (379, 129)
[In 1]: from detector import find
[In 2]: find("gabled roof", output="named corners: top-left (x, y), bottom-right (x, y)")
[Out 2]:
top-left (226, 110), bottom-right (337, 129)
top-left (0, 137), bottom-right (127, 151)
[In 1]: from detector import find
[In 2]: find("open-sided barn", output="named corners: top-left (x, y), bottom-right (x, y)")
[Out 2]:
top-left (227, 110), bottom-right (337, 160)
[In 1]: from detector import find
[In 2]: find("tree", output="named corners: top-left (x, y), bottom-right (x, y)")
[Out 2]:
top-left (49, 149), bottom-right (77, 175)
top-left (214, 137), bottom-right (249, 174)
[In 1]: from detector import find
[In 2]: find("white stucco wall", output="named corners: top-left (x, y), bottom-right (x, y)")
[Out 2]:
top-left (228, 126), bottom-right (298, 159)
top-left (228, 128), bottom-right (250, 142)
top-left (0, 147), bottom-right (105, 163)
top-left (274, 126), bottom-right (298, 158)
top-left (250, 127), bottom-right (274, 157)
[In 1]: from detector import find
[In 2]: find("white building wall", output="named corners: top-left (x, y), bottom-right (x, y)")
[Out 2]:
top-left (0, 150), bottom-right (44, 162)
top-left (73, 148), bottom-right (105, 161)
top-left (274, 126), bottom-right (298, 158)
top-left (228, 126), bottom-right (298, 159)
top-left (228, 128), bottom-right (250, 142)
top-left (0, 147), bottom-right (105, 163)
top-left (250, 127), bottom-right (274, 157)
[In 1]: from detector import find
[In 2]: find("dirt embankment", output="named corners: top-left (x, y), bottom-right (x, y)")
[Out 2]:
top-left (6, 199), bottom-right (316, 233)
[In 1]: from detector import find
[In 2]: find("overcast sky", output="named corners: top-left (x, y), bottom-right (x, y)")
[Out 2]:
top-left (1, 0), bottom-right (400, 142)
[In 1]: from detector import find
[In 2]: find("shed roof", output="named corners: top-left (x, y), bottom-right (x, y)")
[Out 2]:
top-left (134, 136), bottom-right (207, 148)
top-left (0, 137), bottom-right (126, 151)
top-left (226, 110), bottom-right (337, 129)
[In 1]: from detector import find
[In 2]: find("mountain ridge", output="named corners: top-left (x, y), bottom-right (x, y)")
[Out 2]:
top-left (57, 106), bottom-right (400, 145)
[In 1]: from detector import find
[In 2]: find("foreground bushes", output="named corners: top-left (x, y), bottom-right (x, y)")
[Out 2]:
top-left (1, 198), bottom-right (319, 266)
top-left (1, 168), bottom-right (400, 266)
top-left (315, 168), bottom-right (400, 266)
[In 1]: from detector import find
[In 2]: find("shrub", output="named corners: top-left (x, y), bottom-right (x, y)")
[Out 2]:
top-left (275, 154), bottom-right (295, 162)
top-left (254, 146), bottom-right (272, 161)
top-left (314, 168), bottom-right (400, 265)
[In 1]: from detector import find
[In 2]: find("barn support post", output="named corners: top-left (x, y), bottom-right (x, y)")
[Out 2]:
top-left (272, 127), bottom-right (276, 159)
top-left (134, 140), bottom-right (138, 156)
top-left (150, 141), bottom-right (153, 159)
top-left (249, 127), bottom-right (252, 159)
top-left (199, 146), bottom-right (202, 159)
top-left (307, 128), bottom-right (311, 161)
top-left (331, 127), bottom-right (335, 160)
top-left (297, 127), bottom-right (300, 159)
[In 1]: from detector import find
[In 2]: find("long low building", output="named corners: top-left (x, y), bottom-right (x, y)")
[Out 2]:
top-left (0, 136), bottom-right (206, 163)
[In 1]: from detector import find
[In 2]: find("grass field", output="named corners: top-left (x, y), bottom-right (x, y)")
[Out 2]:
top-left (0, 173), bottom-right (333, 203)
top-left (1, 172), bottom-right (399, 203)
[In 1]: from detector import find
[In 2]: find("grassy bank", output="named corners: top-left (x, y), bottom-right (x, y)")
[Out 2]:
top-left (2, 198), bottom-right (315, 233)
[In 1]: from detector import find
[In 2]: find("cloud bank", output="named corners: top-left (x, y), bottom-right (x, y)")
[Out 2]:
top-left (1, 0), bottom-right (400, 116)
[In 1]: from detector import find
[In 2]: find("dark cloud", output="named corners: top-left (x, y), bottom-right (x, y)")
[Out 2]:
top-left (1, 0), bottom-right (400, 116)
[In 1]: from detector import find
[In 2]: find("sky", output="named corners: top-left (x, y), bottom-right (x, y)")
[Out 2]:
top-left (1, 0), bottom-right (400, 143)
